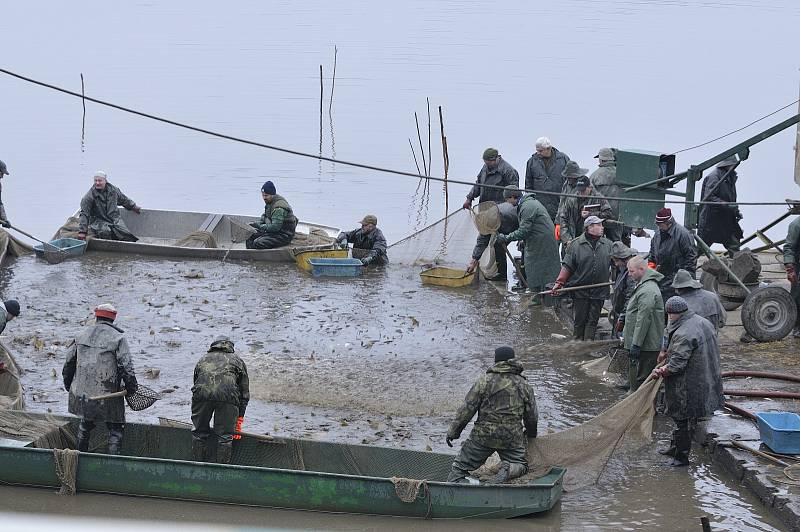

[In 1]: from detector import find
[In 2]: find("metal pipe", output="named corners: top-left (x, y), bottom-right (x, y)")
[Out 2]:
top-left (623, 170), bottom-right (688, 193)
top-left (740, 210), bottom-right (793, 246)
top-left (724, 401), bottom-right (757, 420)
top-left (724, 389), bottom-right (800, 399)
top-left (750, 238), bottom-right (786, 254)
top-left (694, 234), bottom-right (751, 294)
top-left (729, 440), bottom-right (789, 467)
top-left (722, 370), bottom-right (800, 383)
top-left (539, 281), bottom-right (614, 296)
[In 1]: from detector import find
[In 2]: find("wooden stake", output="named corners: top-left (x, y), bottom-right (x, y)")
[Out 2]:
top-left (414, 112), bottom-right (427, 176)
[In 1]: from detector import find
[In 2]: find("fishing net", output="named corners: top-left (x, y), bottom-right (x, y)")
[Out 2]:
top-left (471, 201), bottom-right (501, 235)
top-left (390, 209), bottom-right (479, 267)
top-left (54, 449), bottom-right (80, 495)
top-left (126, 385), bottom-right (161, 411)
top-left (0, 229), bottom-right (33, 264)
top-left (174, 231), bottom-right (218, 248)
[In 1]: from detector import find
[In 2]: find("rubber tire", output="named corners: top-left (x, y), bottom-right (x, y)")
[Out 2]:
top-left (741, 286), bottom-right (797, 342)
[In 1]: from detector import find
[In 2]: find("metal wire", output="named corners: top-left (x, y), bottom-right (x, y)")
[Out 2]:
top-left (0, 67), bottom-right (795, 208)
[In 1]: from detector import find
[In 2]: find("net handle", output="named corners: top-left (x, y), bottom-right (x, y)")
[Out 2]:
top-left (88, 390), bottom-right (127, 401)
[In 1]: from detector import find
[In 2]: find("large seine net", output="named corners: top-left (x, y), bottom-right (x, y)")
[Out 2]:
top-left (389, 209), bottom-right (478, 267)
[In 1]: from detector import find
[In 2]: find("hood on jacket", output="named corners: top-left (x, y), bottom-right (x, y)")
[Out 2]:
top-left (637, 266), bottom-right (665, 286)
top-left (487, 359), bottom-right (524, 375)
top-left (666, 309), bottom-right (696, 335)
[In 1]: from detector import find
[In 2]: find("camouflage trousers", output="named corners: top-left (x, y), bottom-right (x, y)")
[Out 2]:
top-left (191, 399), bottom-right (238, 445)
top-left (447, 438), bottom-right (528, 483)
top-left (245, 230), bottom-right (294, 249)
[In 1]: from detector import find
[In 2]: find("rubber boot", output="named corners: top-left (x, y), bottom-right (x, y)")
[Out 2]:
top-left (658, 436), bottom-right (676, 457)
top-left (76, 422), bottom-right (92, 452)
top-left (583, 325), bottom-right (597, 341)
top-left (488, 461), bottom-right (510, 484)
top-left (216, 442), bottom-right (233, 464)
top-left (506, 462), bottom-right (528, 481)
top-left (191, 438), bottom-right (207, 462)
top-left (107, 428), bottom-right (124, 456)
top-left (670, 421), bottom-right (691, 467)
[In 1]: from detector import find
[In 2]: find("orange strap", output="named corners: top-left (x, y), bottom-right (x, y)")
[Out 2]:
top-left (648, 261), bottom-right (657, 270)
top-left (554, 224), bottom-right (561, 241)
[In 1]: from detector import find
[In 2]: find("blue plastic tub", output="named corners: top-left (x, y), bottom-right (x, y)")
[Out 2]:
top-left (307, 258), bottom-right (363, 277)
top-left (756, 412), bottom-right (800, 454)
top-left (33, 237), bottom-right (87, 260)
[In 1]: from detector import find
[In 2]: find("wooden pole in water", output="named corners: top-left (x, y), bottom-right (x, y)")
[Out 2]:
top-left (80, 73), bottom-right (86, 152)
top-left (328, 45), bottom-right (337, 115)
top-left (414, 112), bottom-right (427, 176)
top-left (438, 105), bottom-right (449, 214)
top-left (426, 97), bottom-right (432, 177)
top-left (319, 65), bottom-right (323, 156)
top-left (408, 138), bottom-right (422, 176)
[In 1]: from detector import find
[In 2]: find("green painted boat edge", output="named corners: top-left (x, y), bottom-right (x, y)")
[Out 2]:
top-left (0, 445), bottom-right (564, 519)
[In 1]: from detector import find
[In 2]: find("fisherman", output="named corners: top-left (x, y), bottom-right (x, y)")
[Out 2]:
top-left (524, 137), bottom-right (571, 221)
top-left (555, 175), bottom-right (614, 248)
top-left (0, 299), bottom-right (20, 335)
top-left (609, 243), bottom-right (638, 337)
top-left (785, 216), bottom-right (800, 337)
top-left (467, 186), bottom-right (520, 282)
top-left (647, 208), bottom-right (697, 302)
top-left (622, 256), bottom-right (665, 392)
top-left (552, 216), bottom-right (612, 340)
top-left (0, 159), bottom-right (11, 228)
top-left (462, 148), bottom-right (519, 210)
top-left (590, 147), bottom-right (628, 243)
top-left (62, 304), bottom-right (138, 455)
top-left (446, 346), bottom-right (538, 484)
top-left (554, 161), bottom-right (585, 243)
top-left (336, 214), bottom-right (388, 266)
top-left (698, 156), bottom-right (742, 254)
top-left (671, 269), bottom-right (727, 331)
top-left (77, 171), bottom-right (141, 241)
top-left (246, 180), bottom-right (298, 249)
top-left (191, 336), bottom-right (250, 464)
top-left (497, 187), bottom-right (560, 301)
top-left (652, 296), bottom-right (724, 467)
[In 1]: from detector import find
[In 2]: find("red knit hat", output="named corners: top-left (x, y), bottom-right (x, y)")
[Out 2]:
top-left (655, 208), bottom-right (672, 224)
top-left (94, 303), bottom-right (118, 320)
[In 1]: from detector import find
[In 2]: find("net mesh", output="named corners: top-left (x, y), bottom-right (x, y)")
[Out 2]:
top-left (174, 231), bottom-right (218, 248)
top-left (471, 202), bottom-right (501, 235)
top-left (126, 385), bottom-right (161, 411)
top-left (389, 210), bottom-right (478, 267)
top-left (54, 449), bottom-right (80, 495)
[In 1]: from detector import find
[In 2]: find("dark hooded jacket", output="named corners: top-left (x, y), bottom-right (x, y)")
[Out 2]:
top-left (647, 221), bottom-right (697, 298)
top-left (466, 158), bottom-right (519, 205)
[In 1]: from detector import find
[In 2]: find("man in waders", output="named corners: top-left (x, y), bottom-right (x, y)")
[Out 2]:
top-left (191, 336), bottom-right (250, 464)
top-left (446, 346), bottom-right (538, 484)
top-left (622, 256), bottom-right (665, 392)
top-left (62, 304), bottom-right (138, 454)
top-left (336, 214), bottom-right (388, 266)
top-left (246, 180), bottom-right (298, 249)
top-left (468, 186), bottom-right (520, 282)
top-left (77, 171), bottom-right (142, 241)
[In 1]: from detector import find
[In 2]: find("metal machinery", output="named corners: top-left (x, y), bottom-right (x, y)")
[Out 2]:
top-left (615, 111), bottom-right (800, 341)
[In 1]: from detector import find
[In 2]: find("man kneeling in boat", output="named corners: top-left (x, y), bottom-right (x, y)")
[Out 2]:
top-left (77, 171), bottom-right (141, 242)
top-left (62, 304), bottom-right (138, 455)
top-left (446, 346), bottom-right (538, 483)
top-left (335, 214), bottom-right (388, 266)
top-left (191, 336), bottom-right (250, 464)
top-left (246, 180), bottom-right (298, 249)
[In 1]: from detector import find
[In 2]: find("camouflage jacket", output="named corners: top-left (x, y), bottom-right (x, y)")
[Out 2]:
top-left (447, 360), bottom-right (538, 449)
top-left (192, 341), bottom-right (250, 416)
top-left (338, 227), bottom-right (388, 264)
top-left (555, 189), bottom-right (613, 243)
top-left (590, 162), bottom-right (622, 218)
top-left (257, 194), bottom-right (298, 234)
top-left (78, 183), bottom-right (137, 233)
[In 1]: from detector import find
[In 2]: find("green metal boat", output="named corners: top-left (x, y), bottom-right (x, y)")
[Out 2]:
top-left (0, 416), bottom-right (564, 519)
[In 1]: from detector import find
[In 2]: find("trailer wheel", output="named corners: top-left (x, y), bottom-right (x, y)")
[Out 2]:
top-left (741, 286), bottom-right (797, 342)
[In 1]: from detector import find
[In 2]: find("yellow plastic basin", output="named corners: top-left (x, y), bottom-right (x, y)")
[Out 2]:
top-left (419, 267), bottom-right (476, 288)
top-left (294, 249), bottom-right (348, 271)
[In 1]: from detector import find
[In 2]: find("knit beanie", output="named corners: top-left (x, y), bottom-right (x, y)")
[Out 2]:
top-left (495, 346), bottom-right (515, 362)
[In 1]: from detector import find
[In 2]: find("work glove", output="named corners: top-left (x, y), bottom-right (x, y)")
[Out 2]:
top-left (615, 318), bottom-right (625, 333)
top-left (361, 256), bottom-right (373, 266)
top-left (787, 264), bottom-right (797, 284)
top-left (124, 379), bottom-right (138, 397)
top-left (496, 234), bottom-right (509, 245)
top-left (629, 344), bottom-right (641, 361)
top-left (550, 267), bottom-right (571, 295)
top-left (445, 436), bottom-right (455, 448)
top-left (735, 209), bottom-right (743, 221)
top-left (132, 205), bottom-right (142, 214)
top-left (249, 222), bottom-right (261, 230)
top-left (233, 416), bottom-right (244, 440)
top-left (77, 232), bottom-right (87, 240)
top-left (0, 219), bottom-right (10, 228)
top-left (462, 198), bottom-right (472, 210)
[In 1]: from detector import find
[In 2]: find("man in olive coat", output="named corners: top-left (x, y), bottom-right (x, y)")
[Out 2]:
top-left (552, 216), bottom-right (612, 340)
top-left (191, 336), bottom-right (250, 464)
top-left (652, 296), bottom-right (724, 467)
top-left (246, 180), bottom-right (298, 249)
top-left (622, 256), bottom-right (666, 392)
top-left (784, 216), bottom-right (800, 337)
top-left (554, 160), bottom-right (585, 235)
top-left (462, 148), bottom-right (519, 210)
top-left (446, 346), bottom-right (538, 484)
top-left (77, 171), bottom-right (141, 241)
top-left (524, 137), bottom-right (571, 221)
top-left (497, 190), bottom-right (560, 301)
top-left (62, 304), bottom-right (138, 455)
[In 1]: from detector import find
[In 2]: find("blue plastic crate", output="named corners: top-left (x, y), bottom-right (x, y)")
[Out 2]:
top-left (33, 237), bottom-right (87, 259)
top-left (307, 258), bottom-right (363, 277)
top-left (756, 412), bottom-right (800, 454)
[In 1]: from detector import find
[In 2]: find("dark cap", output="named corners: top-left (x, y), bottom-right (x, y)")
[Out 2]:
top-left (494, 346), bottom-right (515, 363)
top-left (3, 299), bottom-right (20, 317)
top-left (0, 160), bottom-right (8, 176)
top-left (482, 148), bottom-right (499, 161)
top-left (261, 181), bottom-right (276, 195)
top-left (576, 176), bottom-right (591, 188)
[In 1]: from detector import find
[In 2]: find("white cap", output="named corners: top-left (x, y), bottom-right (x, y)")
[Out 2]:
top-left (535, 137), bottom-right (552, 149)
top-left (93, 170), bottom-right (108, 179)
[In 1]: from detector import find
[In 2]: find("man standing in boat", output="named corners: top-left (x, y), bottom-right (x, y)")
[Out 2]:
top-left (62, 304), bottom-right (138, 455)
top-left (524, 137), bottom-right (571, 221)
top-left (191, 336), bottom-right (250, 464)
top-left (246, 181), bottom-right (298, 249)
top-left (446, 346), bottom-right (538, 484)
top-left (77, 171), bottom-right (141, 241)
top-left (462, 148), bottom-right (519, 210)
top-left (0, 159), bottom-right (12, 228)
top-left (335, 214), bottom-right (388, 266)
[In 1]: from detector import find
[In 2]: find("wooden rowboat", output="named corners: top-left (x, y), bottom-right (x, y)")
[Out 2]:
top-left (54, 209), bottom-right (341, 262)
top-left (0, 415), bottom-right (564, 519)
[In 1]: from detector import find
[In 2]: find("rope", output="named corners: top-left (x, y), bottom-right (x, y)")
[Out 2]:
top-left (389, 477), bottom-right (432, 518)
top-left (54, 448), bottom-right (80, 496)
top-left (669, 99), bottom-right (800, 155)
top-left (0, 67), bottom-right (795, 208)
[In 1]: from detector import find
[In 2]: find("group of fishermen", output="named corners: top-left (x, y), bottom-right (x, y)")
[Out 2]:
top-left (71, 170), bottom-right (388, 265)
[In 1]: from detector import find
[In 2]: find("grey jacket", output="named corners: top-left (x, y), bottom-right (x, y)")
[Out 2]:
top-left (663, 310), bottom-right (725, 420)
top-left (524, 148), bottom-right (570, 220)
top-left (78, 183), bottom-right (137, 234)
top-left (338, 227), bottom-right (388, 264)
top-left (590, 161), bottom-right (622, 218)
top-left (466, 158), bottom-right (519, 205)
top-left (681, 287), bottom-right (727, 331)
top-left (63, 321), bottom-right (138, 423)
top-left (472, 202), bottom-right (519, 260)
top-left (647, 222), bottom-right (697, 295)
